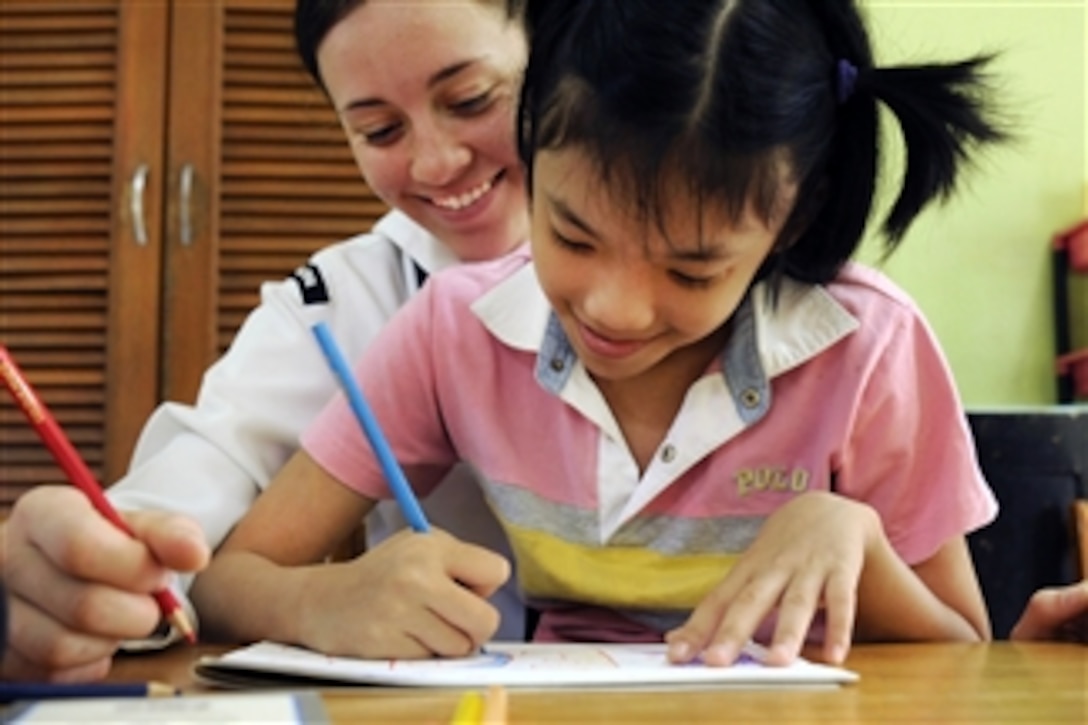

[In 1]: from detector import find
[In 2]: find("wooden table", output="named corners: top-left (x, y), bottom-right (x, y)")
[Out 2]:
top-left (108, 642), bottom-right (1087, 723)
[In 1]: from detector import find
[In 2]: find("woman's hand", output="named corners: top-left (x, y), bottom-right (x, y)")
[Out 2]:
top-left (1, 486), bottom-right (209, 682)
top-left (666, 491), bottom-right (879, 667)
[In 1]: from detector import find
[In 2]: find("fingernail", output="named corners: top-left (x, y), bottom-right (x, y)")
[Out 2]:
top-left (772, 642), bottom-right (797, 664)
top-left (705, 643), bottom-right (735, 665)
top-left (667, 640), bottom-right (691, 662)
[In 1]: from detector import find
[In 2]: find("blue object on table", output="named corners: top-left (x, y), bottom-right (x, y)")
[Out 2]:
top-left (0, 681), bottom-right (176, 703)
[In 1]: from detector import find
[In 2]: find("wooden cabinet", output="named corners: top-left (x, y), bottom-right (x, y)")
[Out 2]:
top-left (0, 0), bottom-right (386, 508)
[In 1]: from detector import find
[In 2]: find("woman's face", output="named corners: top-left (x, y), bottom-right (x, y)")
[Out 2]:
top-left (317, 0), bottom-right (529, 261)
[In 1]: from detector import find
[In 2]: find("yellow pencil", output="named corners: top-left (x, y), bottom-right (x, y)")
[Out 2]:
top-left (449, 690), bottom-right (484, 724)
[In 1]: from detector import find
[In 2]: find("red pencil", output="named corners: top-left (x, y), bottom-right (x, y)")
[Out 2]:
top-left (0, 344), bottom-right (196, 644)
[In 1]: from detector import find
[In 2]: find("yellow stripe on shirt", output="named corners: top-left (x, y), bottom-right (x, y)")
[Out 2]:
top-left (505, 521), bottom-right (738, 610)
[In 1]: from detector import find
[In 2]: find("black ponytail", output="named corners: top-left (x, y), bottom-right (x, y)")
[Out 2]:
top-left (868, 57), bottom-right (1008, 243)
top-left (515, 0), bottom-right (1009, 288)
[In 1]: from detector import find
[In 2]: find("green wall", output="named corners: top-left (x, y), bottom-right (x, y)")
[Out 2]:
top-left (856, 1), bottom-right (1088, 405)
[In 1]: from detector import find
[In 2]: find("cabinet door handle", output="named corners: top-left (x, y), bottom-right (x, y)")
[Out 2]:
top-left (129, 163), bottom-right (149, 246)
top-left (179, 163), bottom-right (195, 246)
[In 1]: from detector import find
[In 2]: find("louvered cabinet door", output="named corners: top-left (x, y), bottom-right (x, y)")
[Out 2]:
top-left (160, 0), bottom-right (386, 404)
top-left (0, 1), bottom-right (169, 506)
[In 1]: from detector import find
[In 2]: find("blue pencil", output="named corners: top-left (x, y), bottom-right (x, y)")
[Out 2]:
top-left (311, 321), bottom-right (431, 533)
top-left (0, 681), bottom-right (178, 702)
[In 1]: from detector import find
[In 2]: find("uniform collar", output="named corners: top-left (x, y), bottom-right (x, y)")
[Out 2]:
top-left (471, 262), bottom-right (860, 424)
top-left (374, 210), bottom-right (460, 275)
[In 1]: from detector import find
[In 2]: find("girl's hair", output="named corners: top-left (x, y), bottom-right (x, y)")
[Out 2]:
top-left (295, 0), bottom-right (512, 92)
top-left (514, 0), bottom-right (1007, 287)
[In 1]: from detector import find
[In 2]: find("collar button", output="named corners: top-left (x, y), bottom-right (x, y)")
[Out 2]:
top-left (660, 444), bottom-right (677, 463)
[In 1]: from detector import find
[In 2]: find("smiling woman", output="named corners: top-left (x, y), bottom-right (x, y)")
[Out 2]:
top-left (306, 0), bottom-right (528, 262)
top-left (0, 0), bottom-right (532, 683)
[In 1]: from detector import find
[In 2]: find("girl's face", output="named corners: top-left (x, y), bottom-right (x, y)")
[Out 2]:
top-left (318, 0), bottom-right (529, 261)
top-left (532, 148), bottom-right (790, 385)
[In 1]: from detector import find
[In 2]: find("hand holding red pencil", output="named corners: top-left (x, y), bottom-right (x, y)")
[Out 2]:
top-left (0, 344), bottom-right (197, 644)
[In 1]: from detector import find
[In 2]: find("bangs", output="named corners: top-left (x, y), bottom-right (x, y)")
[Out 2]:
top-left (534, 76), bottom-right (794, 252)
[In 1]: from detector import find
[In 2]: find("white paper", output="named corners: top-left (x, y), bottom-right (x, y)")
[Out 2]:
top-left (196, 641), bottom-right (858, 689)
top-left (7, 691), bottom-right (327, 724)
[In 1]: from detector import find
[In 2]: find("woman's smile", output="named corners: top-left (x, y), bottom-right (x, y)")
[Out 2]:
top-left (429, 171), bottom-right (500, 211)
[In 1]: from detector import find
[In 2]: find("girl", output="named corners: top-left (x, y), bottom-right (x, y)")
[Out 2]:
top-left (191, 0), bottom-right (1003, 666)
top-left (1, 0), bottom-right (528, 682)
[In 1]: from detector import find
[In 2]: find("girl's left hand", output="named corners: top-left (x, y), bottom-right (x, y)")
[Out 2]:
top-left (665, 491), bottom-right (880, 667)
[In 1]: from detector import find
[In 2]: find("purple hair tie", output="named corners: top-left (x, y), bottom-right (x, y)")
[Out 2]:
top-left (836, 59), bottom-right (859, 104)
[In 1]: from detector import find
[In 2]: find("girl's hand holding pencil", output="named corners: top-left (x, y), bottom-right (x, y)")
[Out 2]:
top-left (186, 323), bottom-right (508, 662)
top-left (297, 323), bottom-right (510, 660)
top-left (291, 526), bottom-right (508, 660)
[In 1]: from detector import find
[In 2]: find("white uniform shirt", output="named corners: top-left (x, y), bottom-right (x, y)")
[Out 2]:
top-left (108, 210), bottom-right (525, 643)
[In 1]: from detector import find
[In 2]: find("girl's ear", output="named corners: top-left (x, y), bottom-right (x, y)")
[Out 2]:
top-left (778, 175), bottom-right (829, 254)
top-left (760, 175), bottom-right (829, 293)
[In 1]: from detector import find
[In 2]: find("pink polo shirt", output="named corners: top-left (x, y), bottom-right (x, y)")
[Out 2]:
top-left (302, 253), bottom-right (997, 642)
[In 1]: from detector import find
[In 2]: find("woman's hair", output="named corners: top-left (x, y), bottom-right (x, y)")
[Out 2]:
top-left (295, 0), bottom-right (513, 93)
top-left (514, 0), bottom-right (1007, 288)
top-left (294, 0), bottom-right (361, 90)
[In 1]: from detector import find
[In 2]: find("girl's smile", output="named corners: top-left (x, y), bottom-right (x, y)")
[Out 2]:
top-left (575, 321), bottom-right (654, 362)
top-left (531, 148), bottom-right (789, 388)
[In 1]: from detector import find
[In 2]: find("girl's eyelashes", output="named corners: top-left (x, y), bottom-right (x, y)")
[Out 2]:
top-left (668, 270), bottom-right (715, 289)
top-left (553, 225), bottom-right (721, 289)
top-left (552, 229), bottom-right (594, 254)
